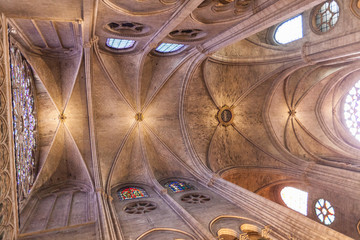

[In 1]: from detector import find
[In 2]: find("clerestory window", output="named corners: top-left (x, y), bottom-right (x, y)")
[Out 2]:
top-left (155, 43), bottom-right (185, 53)
top-left (344, 80), bottom-right (360, 142)
top-left (313, 0), bottom-right (339, 33)
top-left (117, 187), bottom-right (148, 200)
top-left (280, 186), bottom-right (308, 215)
top-left (164, 181), bottom-right (195, 193)
top-left (106, 38), bottom-right (136, 50)
top-left (274, 15), bottom-right (303, 44)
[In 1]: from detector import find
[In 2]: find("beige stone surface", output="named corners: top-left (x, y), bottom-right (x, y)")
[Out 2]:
top-left (1, 0), bottom-right (360, 239)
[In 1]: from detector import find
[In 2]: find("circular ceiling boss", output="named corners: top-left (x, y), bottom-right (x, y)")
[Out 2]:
top-left (216, 105), bottom-right (234, 126)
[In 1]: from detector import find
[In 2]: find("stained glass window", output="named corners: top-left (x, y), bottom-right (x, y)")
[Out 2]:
top-left (315, 199), bottom-right (335, 225)
top-left (314, 0), bottom-right (339, 33)
top-left (118, 187), bottom-right (148, 200)
top-left (280, 187), bottom-right (308, 215)
top-left (155, 43), bottom-right (185, 53)
top-left (344, 80), bottom-right (360, 142)
top-left (164, 181), bottom-right (195, 193)
top-left (106, 38), bottom-right (136, 49)
top-left (10, 47), bottom-right (38, 203)
top-left (274, 15), bottom-right (303, 44)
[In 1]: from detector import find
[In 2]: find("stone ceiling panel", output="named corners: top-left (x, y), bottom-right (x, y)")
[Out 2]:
top-left (144, 59), bottom-right (194, 167)
top-left (184, 62), bottom-right (218, 166)
top-left (109, 125), bottom-right (151, 188)
top-left (92, 53), bottom-right (135, 186)
top-left (65, 59), bottom-right (93, 178)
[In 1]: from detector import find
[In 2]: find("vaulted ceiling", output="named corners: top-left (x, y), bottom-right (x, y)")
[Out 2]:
top-left (2, 0), bottom-right (360, 238)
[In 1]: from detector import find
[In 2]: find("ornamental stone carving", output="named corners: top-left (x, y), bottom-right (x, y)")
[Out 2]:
top-left (105, 22), bottom-right (151, 37)
top-left (193, 0), bottom-right (254, 24)
top-left (169, 29), bottom-right (207, 41)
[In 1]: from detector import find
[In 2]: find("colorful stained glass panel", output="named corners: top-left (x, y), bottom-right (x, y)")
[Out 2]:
top-left (118, 187), bottom-right (148, 200)
top-left (106, 38), bottom-right (135, 49)
top-left (315, 198), bottom-right (335, 225)
top-left (10, 47), bottom-right (37, 204)
top-left (165, 181), bottom-right (194, 193)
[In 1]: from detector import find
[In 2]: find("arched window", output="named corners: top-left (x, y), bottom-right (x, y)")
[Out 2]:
top-left (164, 181), bottom-right (194, 193)
top-left (117, 187), bottom-right (148, 200)
top-left (106, 38), bottom-right (136, 49)
top-left (313, 0), bottom-right (339, 33)
top-left (274, 15), bottom-right (303, 44)
top-left (344, 80), bottom-right (360, 142)
top-left (155, 43), bottom-right (185, 53)
top-left (315, 199), bottom-right (335, 225)
top-left (10, 47), bottom-right (38, 203)
top-left (280, 187), bottom-right (308, 215)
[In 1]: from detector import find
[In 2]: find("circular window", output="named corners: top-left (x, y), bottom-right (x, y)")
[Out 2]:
top-left (344, 80), bottom-right (360, 142)
top-left (123, 201), bottom-right (156, 214)
top-left (315, 199), bottom-right (335, 225)
top-left (181, 193), bottom-right (210, 204)
top-left (312, 0), bottom-right (339, 33)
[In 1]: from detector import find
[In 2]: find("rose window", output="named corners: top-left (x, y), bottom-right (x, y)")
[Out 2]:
top-left (10, 47), bottom-right (38, 203)
top-left (313, 0), bottom-right (339, 33)
top-left (315, 199), bottom-right (335, 225)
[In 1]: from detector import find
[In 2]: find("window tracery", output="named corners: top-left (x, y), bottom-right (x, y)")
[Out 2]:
top-left (315, 199), bottom-right (335, 225)
top-left (105, 22), bottom-right (150, 37)
top-left (164, 181), bottom-right (195, 193)
top-left (118, 187), bottom-right (148, 200)
top-left (274, 15), bottom-right (303, 44)
top-left (169, 29), bottom-right (206, 41)
top-left (344, 80), bottom-right (360, 142)
top-left (280, 187), bottom-right (308, 215)
top-left (10, 47), bottom-right (38, 203)
top-left (312, 0), bottom-right (339, 33)
top-left (181, 193), bottom-right (210, 204)
top-left (123, 201), bottom-right (156, 214)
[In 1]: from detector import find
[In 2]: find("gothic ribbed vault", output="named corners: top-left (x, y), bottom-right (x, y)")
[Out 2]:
top-left (0, 0), bottom-right (360, 239)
